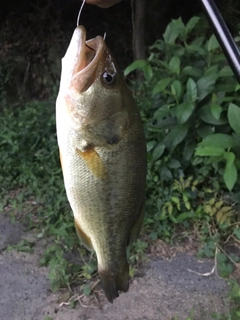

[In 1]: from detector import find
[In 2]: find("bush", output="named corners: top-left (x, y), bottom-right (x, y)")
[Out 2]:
top-left (1, 17), bottom-right (240, 292)
top-left (0, 100), bottom-right (74, 228)
top-left (125, 17), bottom-right (240, 239)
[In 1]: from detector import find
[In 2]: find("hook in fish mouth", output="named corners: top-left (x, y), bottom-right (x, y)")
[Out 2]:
top-left (72, 26), bottom-right (104, 74)
top-left (61, 26), bottom-right (106, 92)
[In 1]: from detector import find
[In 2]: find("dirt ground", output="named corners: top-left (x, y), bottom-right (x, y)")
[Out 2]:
top-left (0, 213), bottom-right (231, 320)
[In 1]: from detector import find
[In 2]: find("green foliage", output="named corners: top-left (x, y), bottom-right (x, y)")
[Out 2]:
top-left (126, 16), bottom-right (240, 237)
top-left (81, 284), bottom-right (92, 296)
top-left (7, 239), bottom-right (35, 254)
top-left (0, 100), bottom-right (80, 290)
top-left (211, 279), bottom-right (240, 320)
top-left (1, 16), bottom-right (240, 303)
top-left (126, 23), bottom-right (240, 320)
top-left (195, 103), bottom-right (240, 191)
top-left (0, 100), bottom-right (69, 221)
top-left (43, 246), bottom-right (70, 291)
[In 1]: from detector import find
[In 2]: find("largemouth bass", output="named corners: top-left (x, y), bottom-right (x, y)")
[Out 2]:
top-left (56, 26), bottom-right (146, 302)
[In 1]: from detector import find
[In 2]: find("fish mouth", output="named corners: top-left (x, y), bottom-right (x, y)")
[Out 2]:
top-left (61, 26), bottom-right (105, 92)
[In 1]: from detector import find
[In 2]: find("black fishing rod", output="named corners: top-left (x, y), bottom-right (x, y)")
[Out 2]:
top-left (199, 0), bottom-right (240, 83)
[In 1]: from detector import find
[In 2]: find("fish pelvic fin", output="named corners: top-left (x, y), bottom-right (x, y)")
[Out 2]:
top-left (74, 218), bottom-right (93, 251)
top-left (99, 262), bottom-right (129, 303)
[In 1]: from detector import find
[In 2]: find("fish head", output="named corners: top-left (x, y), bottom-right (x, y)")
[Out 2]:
top-left (58, 26), bottom-right (130, 127)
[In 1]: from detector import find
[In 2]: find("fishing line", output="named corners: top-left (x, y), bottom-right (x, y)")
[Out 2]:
top-left (103, 32), bottom-right (107, 40)
top-left (76, 0), bottom-right (95, 53)
top-left (77, 0), bottom-right (86, 27)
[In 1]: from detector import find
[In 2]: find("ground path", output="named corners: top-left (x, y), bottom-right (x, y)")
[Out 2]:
top-left (0, 214), bottom-right (230, 320)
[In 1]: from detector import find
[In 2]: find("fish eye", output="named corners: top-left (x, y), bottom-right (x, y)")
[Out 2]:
top-left (102, 71), bottom-right (116, 87)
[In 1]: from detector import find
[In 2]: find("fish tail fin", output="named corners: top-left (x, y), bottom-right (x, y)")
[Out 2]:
top-left (99, 262), bottom-right (129, 303)
top-left (99, 272), bottom-right (119, 303)
top-left (116, 262), bottom-right (129, 293)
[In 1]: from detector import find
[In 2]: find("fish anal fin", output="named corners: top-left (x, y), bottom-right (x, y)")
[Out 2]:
top-left (76, 148), bottom-right (107, 179)
top-left (74, 218), bottom-right (93, 250)
top-left (128, 201), bottom-right (145, 245)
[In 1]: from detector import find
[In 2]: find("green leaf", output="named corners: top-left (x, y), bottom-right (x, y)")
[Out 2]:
top-left (153, 144), bottom-right (165, 160)
top-left (164, 124), bottom-right (189, 147)
top-left (197, 74), bottom-right (218, 100)
top-left (169, 56), bottom-right (181, 75)
top-left (224, 151), bottom-right (235, 165)
top-left (186, 78), bottom-right (197, 102)
top-left (200, 133), bottom-right (236, 148)
top-left (182, 66), bottom-right (202, 78)
top-left (124, 60), bottom-right (147, 76)
top-left (235, 84), bottom-right (240, 92)
top-left (191, 36), bottom-right (205, 46)
top-left (149, 40), bottom-right (163, 51)
top-left (163, 25), bottom-right (179, 45)
top-left (219, 66), bottom-right (233, 77)
top-left (152, 78), bottom-right (172, 95)
top-left (196, 124), bottom-right (214, 139)
top-left (207, 34), bottom-right (219, 51)
top-left (176, 212), bottom-right (192, 222)
top-left (223, 161), bottom-right (237, 191)
top-left (211, 104), bottom-right (222, 120)
top-left (153, 105), bottom-right (170, 120)
top-left (228, 103), bottom-right (240, 134)
top-left (160, 166), bottom-right (173, 181)
top-left (185, 16), bottom-right (200, 34)
top-left (176, 102), bottom-right (195, 124)
top-left (167, 159), bottom-right (181, 168)
top-left (163, 18), bottom-right (184, 44)
top-left (171, 80), bottom-right (182, 99)
top-left (199, 105), bottom-right (228, 125)
top-left (233, 228), bottom-right (240, 240)
top-left (82, 284), bottom-right (91, 296)
top-left (183, 143), bottom-right (196, 161)
top-left (147, 141), bottom-right (156, 152)
top-left (186, 44), bottom-right (206, 55)
top-left (143, 64), bottom-right (153, 82)
top-left (205, 65), bottom-right (218, 76)
top-left (195, 146), bottom-right (225, 157)
top-left (171, 196), bottom-right (180, 204)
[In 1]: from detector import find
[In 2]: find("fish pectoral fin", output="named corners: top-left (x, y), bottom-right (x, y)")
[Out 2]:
top-left (74, 219), bottom-right (93, 250)
top-left (76, 147), bottom-right (107, 179)
top-left (128, 201), bottom-right (145, 246)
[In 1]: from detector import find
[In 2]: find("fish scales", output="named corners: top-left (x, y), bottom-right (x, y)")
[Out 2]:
top-left (56, 26), bottom-right (146, 302)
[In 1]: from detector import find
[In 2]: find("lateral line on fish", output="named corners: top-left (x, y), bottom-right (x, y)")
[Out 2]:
top-left (76, 148), bottom-right (107, 179)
